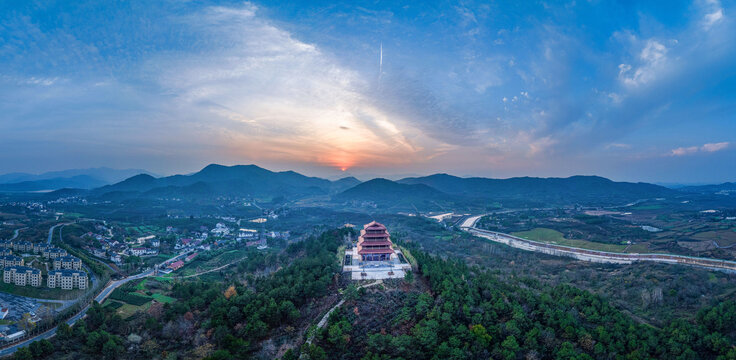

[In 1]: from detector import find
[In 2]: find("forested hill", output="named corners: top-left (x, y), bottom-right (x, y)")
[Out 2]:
top-left (312, 246), bottom-right (736, 360)
top-left (90, 164), bottom-right (351, 199)
top-left (397, 174), bottom-right (675, 205)
top-left (15, 228), bottom-right (736, 360)
top-left (332, 178), bottom-right (452, 210)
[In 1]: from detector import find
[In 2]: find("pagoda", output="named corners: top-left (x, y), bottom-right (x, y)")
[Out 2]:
top-left (357, 221), bottom-right (394, 261)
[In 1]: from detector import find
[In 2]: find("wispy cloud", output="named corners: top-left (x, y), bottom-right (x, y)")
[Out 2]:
top-left (618, 39), bottom-right (669, 87)
top-left (671, 142), bottom-right (729, 156)
top-left (703, 0), bottom-right (725, 29)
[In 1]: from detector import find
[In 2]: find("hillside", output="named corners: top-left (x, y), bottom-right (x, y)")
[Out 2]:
top-left (92, 164), bottom-right (339, 200)
top-left (398, 174), bottom-right (676, 205)
top-left (333, 178), bottom-right (452, 210)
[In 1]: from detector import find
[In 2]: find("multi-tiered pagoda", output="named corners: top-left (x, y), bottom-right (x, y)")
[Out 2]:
top-left (357, 221), bottom-right (394, 261)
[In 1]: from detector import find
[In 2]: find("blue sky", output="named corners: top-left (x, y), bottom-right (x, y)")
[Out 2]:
top-left (0, 0), bottom-right (734, 183)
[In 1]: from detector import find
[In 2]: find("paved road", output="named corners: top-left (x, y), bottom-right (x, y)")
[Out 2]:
top-left (0, 266), bottom-right (159, 357)
top-left (8, 228), bottom-right (25, 241)
top-left (461, 215), bottom-right (736, 272)
top-left (47, 223), bottom-right (71, 245)
top-left (0, 223), bottom-right (182, 357)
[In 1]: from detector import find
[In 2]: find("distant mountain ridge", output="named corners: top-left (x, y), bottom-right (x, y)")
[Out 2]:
top-left (330, 173), bottom-right (676, 209)
top-left (678, 182), bottom-right (736, 193)
top-left (91, 164), bottom-right (352, 200)
top-left (396, 173), bottom-right (674, 204)
top-left (0, 167), bottom-right (153, 191)
top-left (27, 164), bottom-right (715, 209)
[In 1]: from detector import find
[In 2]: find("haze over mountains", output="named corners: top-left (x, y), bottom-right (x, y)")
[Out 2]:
top-left (0, 167), bottom-right (154, 192)
top-left (1, 164), bottom-right (733, 207)
top-left (0, 164), bottom-right (727, 209)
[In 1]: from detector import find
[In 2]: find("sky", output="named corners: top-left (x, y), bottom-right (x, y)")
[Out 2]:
top-left (0, 0), bottom-right (734, 183)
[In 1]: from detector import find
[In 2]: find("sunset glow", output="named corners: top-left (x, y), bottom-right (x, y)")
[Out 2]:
top-left (0, 1), bottom-right (734, 183)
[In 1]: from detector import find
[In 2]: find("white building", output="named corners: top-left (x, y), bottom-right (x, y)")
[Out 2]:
top-left (3, 266), bottom-right (41, 287)
top-left (53, 256), bottom-right (83, 270)
top-left (211, 223), bottom-right (230, 236)
top-left (47, 269), bottom-right (88, 290)
top-left (0, 255), bottom-right (23, 268)
top-left (42, 247), bottom-right (68, 259)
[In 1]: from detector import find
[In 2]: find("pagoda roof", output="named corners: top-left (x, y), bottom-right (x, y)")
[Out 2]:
top-left (358, 248), bottom-right (394, 254)
top-left (359, 240), bottom-right (393, 246)
top-left (362, 232), bottom-right (390, 238)
top-left (363, 221), bottom-right (387, 230)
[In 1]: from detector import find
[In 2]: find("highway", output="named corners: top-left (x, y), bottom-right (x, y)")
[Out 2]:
top-left (460, 215), bottom-right (736, 272)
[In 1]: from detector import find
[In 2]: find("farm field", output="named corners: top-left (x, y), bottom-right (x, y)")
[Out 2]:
top-left (104, 278), bottom-right (176, 318)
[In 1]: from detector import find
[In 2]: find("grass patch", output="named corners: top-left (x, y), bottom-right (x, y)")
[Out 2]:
top-left (114, 303), bottom-right (149, 318)
top-left (109, 288), bottom-right (152, 306)
top-left (512, 228), bottom-right (656, 253)
top-left (135, 278), bottom-right (148, 291)
top-left (104, 300), bottom-right (124, 310)
top-left (0, 282), bottom-right (85, 300)
top-left (151, 293), bottom-right (176, 304)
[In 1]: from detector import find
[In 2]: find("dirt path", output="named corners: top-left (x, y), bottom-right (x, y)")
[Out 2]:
top-left (305, 280), bottom-right (382, 345)
top-left (171, 260), bottom-right (240, 279)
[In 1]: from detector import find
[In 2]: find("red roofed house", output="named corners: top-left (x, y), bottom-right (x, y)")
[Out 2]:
top-left (169, 260), bottom-right (184, 270)
top-left (185, 253), bottom-right (197, 262)
top-left (357, 221), bottom-right (394, 261)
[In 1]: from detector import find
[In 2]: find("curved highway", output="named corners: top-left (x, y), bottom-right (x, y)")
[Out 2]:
top-left (461, 215), bottom-right (736, 272)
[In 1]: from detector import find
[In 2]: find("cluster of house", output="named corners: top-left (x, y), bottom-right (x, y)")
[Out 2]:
top-left (83, 227), bottom-right (162, 264)
top-left (130, 247), bottom-right (158, 256)
top-left (174, 235), bottom-right (210, 251)
top-left (1, 252), bottom-right (88, 290)
top-left (210, 223), bottom-right (231, 237)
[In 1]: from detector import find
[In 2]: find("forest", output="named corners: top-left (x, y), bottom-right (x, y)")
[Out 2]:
top-left (313, 246), bottom-right (736, 359)
top-left (11, 228), bottom-right (349, 360)
top-left (8, 227), bottom-right (736, 360)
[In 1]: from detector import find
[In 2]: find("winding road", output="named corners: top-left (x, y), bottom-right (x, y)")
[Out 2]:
top-left (461, 215), bottom-right (736, 272)
top-left (0, 223), bottom-right (181, 357)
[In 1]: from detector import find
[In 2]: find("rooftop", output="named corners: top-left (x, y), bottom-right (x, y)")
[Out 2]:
top-left (4, 265), bottom-right (40, 274)
top-left (49, 269), bottom-right (86, 276)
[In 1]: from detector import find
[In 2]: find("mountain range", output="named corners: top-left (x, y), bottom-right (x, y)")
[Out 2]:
top-left (87, 164), bottom-right (360, 200)
top-left (15, 163), bottom-right (725, 210)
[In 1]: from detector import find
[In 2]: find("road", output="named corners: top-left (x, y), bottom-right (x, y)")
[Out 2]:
top-left (460, 215), bottom-right (736, 272)
top-left (0, 223), bottom-right (183, 357)
top-left (47, 223), bottom-right (71, 245)
top-left (8, 228), bottom-right (25, 241)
